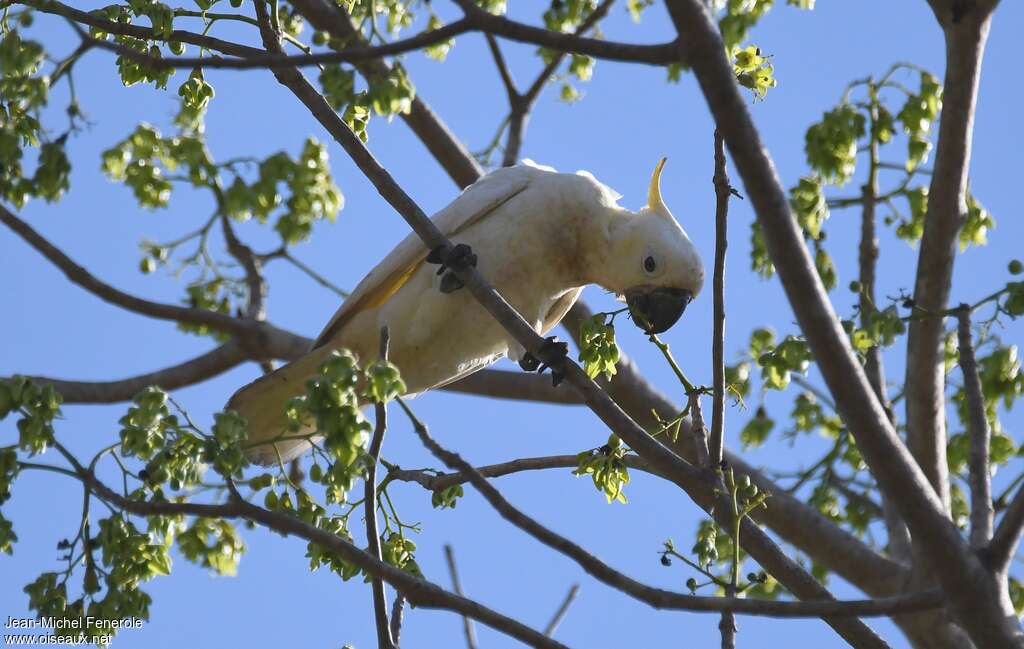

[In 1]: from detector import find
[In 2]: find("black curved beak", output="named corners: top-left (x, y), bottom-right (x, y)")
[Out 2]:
top-left (625, 287), bottom-right (693, 334)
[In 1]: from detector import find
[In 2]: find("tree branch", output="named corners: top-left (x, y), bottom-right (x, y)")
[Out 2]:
top-left (857, 110), bottom-right (912, 564)
top-left (73, 17), bottom-right (473, 70)
top-left (956, 307), bottom-right (993, 548)
top-left (452, 0), bottom-right (678, 65)
top-left (501, 0), bottom-right (614, 166)
top-left (387, 453), bottom-right (653, 492)
top-left (990, 482), bottom-right (1024, 575)
top-left (444, 545), bottom-right (479, 649)
top-left (0, 203), bottom-right (249, 337)
top-left (366, 327), bottom-right (395, 649)
top-left (561, 303), bottom-right (908, 597)
top-left (26, 341), bottom-right (248, 403)
top-left (544, 584), bottom-right (579, 637)
top-left (709, 130), bottom-right (731, 467)
top-left (398, 398), bottom-right (943, 622)
top-left (663, 1), bottom-right (1019, 645)
top-left (904, 3), bottom-right (996, 516)
top-left (251, 13), bottom-right (901, 645)
top-left (56, 464), bottom-right (569, 649)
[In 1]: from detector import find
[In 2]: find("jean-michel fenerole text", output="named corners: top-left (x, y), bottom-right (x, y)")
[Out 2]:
top-left (5, 616), bottom-right (143, 631)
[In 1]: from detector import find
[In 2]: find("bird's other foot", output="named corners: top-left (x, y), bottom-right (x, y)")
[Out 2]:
top-left (426, 243), bottom-right (477, 294)
top-left (518, 336), bottom-right (569, 387)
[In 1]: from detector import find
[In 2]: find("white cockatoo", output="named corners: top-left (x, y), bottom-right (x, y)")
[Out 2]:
top-left (230, 160), bottom-right (704, 464)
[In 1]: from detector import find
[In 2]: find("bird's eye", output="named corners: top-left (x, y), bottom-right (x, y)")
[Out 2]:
top-left (643, 256), bottom-right (657, 274)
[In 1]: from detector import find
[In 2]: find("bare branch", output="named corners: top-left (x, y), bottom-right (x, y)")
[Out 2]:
top-left (990, 482), bottom-right (1024, 574)
top-left (543, 584), bottom-right (579, 637)
top-left (387, 454), bottom-right (653, 492)
top-left (452, 0), bottom-right (678, 65)
top-left (389, 593), bottom-right (406, 647)
top-left (398, 398), bottom-right (942, 623)
top-left (956, 307), bottom-right (993, 548)
top-left (366, 327), bottom-right (395, 649)
top-left (709, 130), bottom-right (731, 467)
top-left (22, 0), bottom-right (263, 58)
top-left (72, 17), bottom-right (473, 70)
top-left (502, 0), bottom-right (615, 166)
top-left (220, 215), bottom-right (266, 320)
top-left (663, 1), bottom-right (1018, 645)
top-left (55, 464), bottom-right (569, 649)
top-left (26, 341), bottom-right (248, 403)
top-left (904, 5), bottom-right (996, 516)
top-left (858, 102), bottom-right (911, 564)
top-left (561, 304), bottom-right (908, 597)
top-left (444, 545), bottom-right (479, 649)
top-left (443, 369), bottom-right (583, 404)
top-left (484, 33), bottom-right (520, 106)
top-left (0, 203), bottom-right (249, 337)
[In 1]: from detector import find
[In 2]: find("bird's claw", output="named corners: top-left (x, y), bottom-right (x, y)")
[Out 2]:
top-left (427, 243), bottom-right (477, 294)
top-left (518, 336), bottom-right (568, 387)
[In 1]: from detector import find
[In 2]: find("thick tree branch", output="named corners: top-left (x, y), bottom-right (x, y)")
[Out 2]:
top-left (0, 203), bottom-right (250, 338)
top-left (663, 1), bottom-right (1020, 646)
top-left (904, 5), bottom-right (995, 515)
top-left (452, 0), bottom-right (678, 65)
top-left (990, 483), bottom-right (1024, 575)
top-left (26, 342), bottom-right (248, 403)
top-left (74, 17), bottom-right (474, 70)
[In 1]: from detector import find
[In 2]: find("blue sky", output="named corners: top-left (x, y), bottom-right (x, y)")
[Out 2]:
top-left (2, 1), bottom-right (1023, 648)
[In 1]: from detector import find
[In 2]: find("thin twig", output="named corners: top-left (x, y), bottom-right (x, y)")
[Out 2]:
top-left (544, 584), bottom-right (580, 637)
top-left (444, 545), bottom-right (479, 649)
top-left (366, 327), bottom-right (395, 649)
top-left (709, 129), bottom-right (730, 467)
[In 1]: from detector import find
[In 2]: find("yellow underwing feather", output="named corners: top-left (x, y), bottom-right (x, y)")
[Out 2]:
top-left (312, 174), bottom-right (532, 349)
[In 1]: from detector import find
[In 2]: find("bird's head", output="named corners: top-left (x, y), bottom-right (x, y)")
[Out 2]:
top-left (606, 158), bottom-right (704, 334)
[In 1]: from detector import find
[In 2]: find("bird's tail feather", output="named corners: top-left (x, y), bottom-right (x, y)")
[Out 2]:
top-left (227, 346), bottom-right (334, 466)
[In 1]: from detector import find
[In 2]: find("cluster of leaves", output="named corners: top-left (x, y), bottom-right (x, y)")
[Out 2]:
top-left (101, 124), bottom-right (211, 208)
top-left (1, 376), bottom-right (62, 456)
top-left (88, 4), bottom-right (175, 90)
top-left (0, 445), bottom-right (17, 554)
top-left (431, 484), bottom-right (464, 509)
top-left (895, 71), bottom-right (942, 172)
top-left (574, 435), bottom-right (631, 504)
top-left (318, 64), bottom-right (415, 142)
top-left (535, 0), bottom-right (600, 103)
top-left (0, 25), bottom-right (72, 207)
top-left (222, 138), bottom-right (344, 244)
top-left (749, 328), bottom-right (811, 391)
top-left (578, 313), bottom-right (621, 380)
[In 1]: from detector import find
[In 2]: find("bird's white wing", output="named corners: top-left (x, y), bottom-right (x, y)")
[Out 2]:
top-left (311, 166), bottom-right (538, 349)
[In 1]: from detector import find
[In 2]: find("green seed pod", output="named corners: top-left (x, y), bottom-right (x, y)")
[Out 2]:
top-left (1009, 259), bottom-right (1023, 275)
